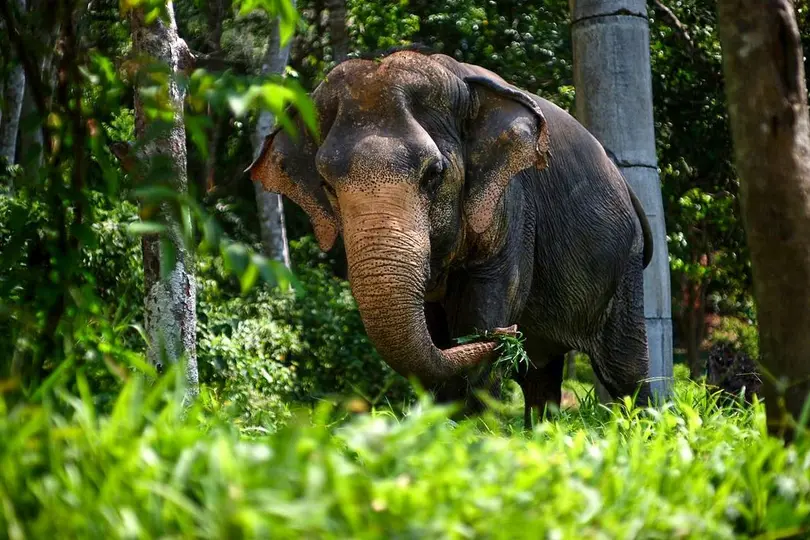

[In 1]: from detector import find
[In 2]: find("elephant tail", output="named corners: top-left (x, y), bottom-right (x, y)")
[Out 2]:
top-left (602, 146), bottom-right (654, 269)
top-left (627, 185), bottom-right (653, 269)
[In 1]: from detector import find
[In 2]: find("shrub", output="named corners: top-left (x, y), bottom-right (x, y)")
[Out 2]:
top-left (2, 374), bottom-right (810, 538)
top-left (1, 191), bottom-right (413, 422)
top-left (0, 192), bottom-right (147, 402)
top-left (709, 316), bottom-right (760, 360)
top-left (196, 235), bottom-right (414, 428)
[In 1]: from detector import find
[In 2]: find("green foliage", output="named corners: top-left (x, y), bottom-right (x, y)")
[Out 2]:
top-left (3, 375), bottom-right (810, 538)
top-left (674, 362), bottom-right (692, 382)
top-left (350, 0), bottom-right (420, 52)
top-left (650, 1), bottom-right (753, 339)
top-left (196, 236), bottom-right (413, 428)
top-left (455, 329), bottom-right (533, 393)
top-left (0, 0), bottom-right (313, 398)
top-left (409, 0), bottom-right (573, 107)
top-left (710, 316), bottom-right (760, 361)
top-left (233, 0), bottom-right (299, 45)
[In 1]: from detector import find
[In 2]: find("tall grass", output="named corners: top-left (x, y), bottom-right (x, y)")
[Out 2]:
top-left (1, 368), bottom-right (808, 539)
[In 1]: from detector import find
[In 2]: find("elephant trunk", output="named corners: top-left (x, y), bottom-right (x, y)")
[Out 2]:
top-left (340, 185), bottom-right (502, 387)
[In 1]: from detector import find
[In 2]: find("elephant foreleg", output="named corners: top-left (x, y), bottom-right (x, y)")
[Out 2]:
top-left (517, 354), bottom-right (565, 430)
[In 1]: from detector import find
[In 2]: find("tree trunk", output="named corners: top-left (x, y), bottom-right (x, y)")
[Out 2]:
top-left (570, 0), bottom-right (673, 402)
top-left (131, 1), bottom-right (198, 400)
top-left (717, 0), bottom-right (810, 439)
top-left (201, 0), bottom-right (227, 196)
top-left (17, 0), bottom-right (57, 169)
top-left (252, 4), bottom-right (294, 268)
top-left (0, 0), bottom-right (27, 165)
top-left (326, 0), bottom-right (348, 64)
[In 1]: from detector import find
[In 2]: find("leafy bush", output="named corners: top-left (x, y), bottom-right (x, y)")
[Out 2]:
top-left (1, 185), bottom-right (412, 421)
top-left (2, 374), bottom-right (809, 538)
top-left (0, 191), bottom-right (147, 402)
top-left (196, 235), bottom-right (413, 428)
top-left (710, 316), bottom-right (760, 360)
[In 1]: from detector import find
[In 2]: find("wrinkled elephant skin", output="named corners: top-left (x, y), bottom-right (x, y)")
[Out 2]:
top-left (249, 50), bottom-right (653, 425)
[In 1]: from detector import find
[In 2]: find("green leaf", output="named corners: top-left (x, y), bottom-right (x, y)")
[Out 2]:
top-left (240, 262), bottom-right (260, 294)
top-left (252, 254), bottom-right (295, 291)
top-left (132, 186), bottom-right (180, 203)
top-left (221, 243), bottom-right (250, 276)
top-left (184, 115), bottom-right (211, 159)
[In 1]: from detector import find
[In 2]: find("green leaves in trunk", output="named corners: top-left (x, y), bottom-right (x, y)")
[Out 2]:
top-left (455, 329), bottom-right (533, 381)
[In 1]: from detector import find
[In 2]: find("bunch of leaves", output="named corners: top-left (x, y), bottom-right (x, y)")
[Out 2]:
top-left (3, 370), bottom-right (810, 538)
top-left (285, 0), bottom-right (573, 110)
top-left (455, 328), bottom-right (533, 390)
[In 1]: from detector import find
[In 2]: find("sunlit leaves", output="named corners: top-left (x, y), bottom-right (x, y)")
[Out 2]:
top-left (233, 0), bottom-right (299, 44)
top-left (128, 185), bottom-right (297, 294)
top-left (186, 69), bottom-right (317, 140)
top-left (3, 374), bottom-right (810, 538)
top-left (119, 0), bottom-right (171, 24)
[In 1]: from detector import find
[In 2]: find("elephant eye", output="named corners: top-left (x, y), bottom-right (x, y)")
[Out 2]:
top-left (422, 159), bottom-right (445, 197)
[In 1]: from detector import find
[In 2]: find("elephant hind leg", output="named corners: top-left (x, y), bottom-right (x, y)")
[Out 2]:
top-left (590, 256), bottom-right (652, 406)
top-left (517, 354), bottom-right (564, 430)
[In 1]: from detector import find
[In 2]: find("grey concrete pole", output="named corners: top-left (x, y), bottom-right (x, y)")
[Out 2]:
top-left (570, 0), bottom-right (673, 400)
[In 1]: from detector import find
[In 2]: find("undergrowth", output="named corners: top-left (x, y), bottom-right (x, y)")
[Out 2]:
top-left (1, 368), bottom-right (808, 539)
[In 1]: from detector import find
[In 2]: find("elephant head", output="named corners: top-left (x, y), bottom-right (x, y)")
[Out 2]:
top-left (248, 51), bottom-right (550, 387)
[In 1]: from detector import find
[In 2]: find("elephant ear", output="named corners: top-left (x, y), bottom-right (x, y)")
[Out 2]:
top-left (463, 75), bottom-right (550, 234)
top-left (247, 125), bottom-right (339, 252)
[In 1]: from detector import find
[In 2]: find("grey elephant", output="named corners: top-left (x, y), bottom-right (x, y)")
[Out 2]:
top-left (249, 49), bottom-right (653, 426)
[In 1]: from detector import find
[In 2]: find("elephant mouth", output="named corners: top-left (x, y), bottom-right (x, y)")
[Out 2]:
top-left (424, 265), bottom-right (449, 302)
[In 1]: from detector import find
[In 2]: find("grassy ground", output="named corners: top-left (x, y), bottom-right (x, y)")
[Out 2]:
top-left (1, 369), bottom-right (808, 539)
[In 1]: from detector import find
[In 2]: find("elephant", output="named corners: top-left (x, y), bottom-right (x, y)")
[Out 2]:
top-left (248, 49), bottom-right (653, 426)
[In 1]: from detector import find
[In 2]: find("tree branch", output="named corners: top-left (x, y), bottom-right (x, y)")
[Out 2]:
top-left (650, 0), bottom-right (696, 53)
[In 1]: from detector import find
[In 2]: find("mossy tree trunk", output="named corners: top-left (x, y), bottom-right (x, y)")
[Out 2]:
top-left (131, 1), bottom-right (198, 399)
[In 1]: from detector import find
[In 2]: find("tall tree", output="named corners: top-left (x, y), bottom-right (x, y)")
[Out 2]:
top-left (0, 0), bottom-right (27, 165)
top-left (252, 5), bottom-right (294, 268)
top-left (129, 1), bottom-right (199, 399)
top-left (327, 0), bottom-right (348, 64)
top-left (570, 0), bottom-right (673, 400)
top-left (717, 0), bottom-right (810, 438)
